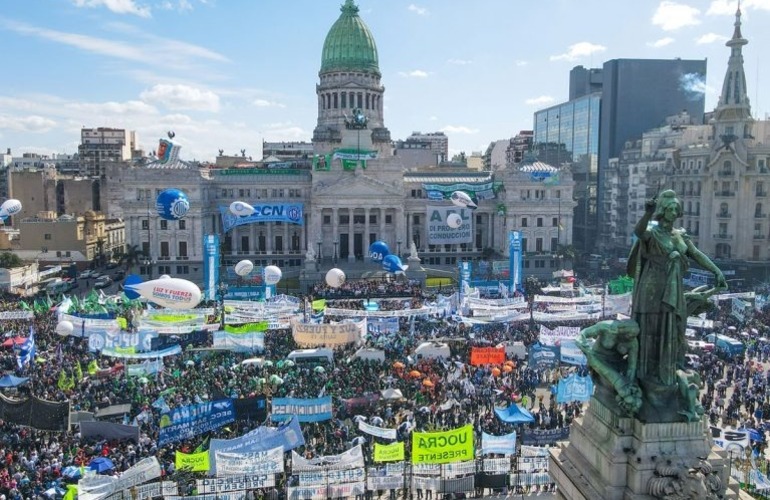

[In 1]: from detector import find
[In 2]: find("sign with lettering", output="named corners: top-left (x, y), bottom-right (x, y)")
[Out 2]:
top-left (426, 206), bottom-right (473, 245)
top-left (219, 204), bottom-right (303, 232)
top-left (470, 347), bottom-right (505, 366)
top-left (196, 475), bottom-right (275, 494)
top-left (158, 399), bottom-right (235, 446)
top-left (271, 396), bottom-right (332, 423)
top-left (412, 425), bottom-right (474, 464)
top-left (214, 446), bottom-right (284, 476)
top-left (373, 442), bottom-right (404, 463)
top-left (292, 320), bottom-right (363, 347)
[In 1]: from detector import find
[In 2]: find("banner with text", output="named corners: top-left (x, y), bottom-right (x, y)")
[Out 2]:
top-left (373, 442), bottom-right (404, 463)
top-left (426, 206), bottom-right (473, 245)
top-left (470, 347), bottom-right (506, 366)
top-left (271, 396), bottom-right (333, 423)
top-left (159, 399), bottom-right (235, 446)
top-left (176, 451), bottom-right (210, 472)
top-left (292, 321), bottom-right (363, 347)
top-left (214, 446), bottom-right (284, 476)
top-left (220, 204), bottom-right (304, 232)
top-left (412, 425), bottom-right (474, 464)
top-left (481, 432), bottom-right (516, 456)
top-left (291, 445), bottom-right (364, 472)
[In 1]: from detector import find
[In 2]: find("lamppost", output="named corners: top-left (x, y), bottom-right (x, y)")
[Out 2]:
top-left (316, 239), bottom-right (322, 265)
top-left (217, 281), bottom-right (229, 329)
top-left (397, 240), bottom-right (402, 257)
top-left (142, 257), bottom-right (156, 280)
top-left (144, 194), bottom-right (154, 279)
top-left (333, 239), bottom-right (338, 264)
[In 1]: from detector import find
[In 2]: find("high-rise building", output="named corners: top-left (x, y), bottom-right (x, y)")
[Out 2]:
top-left (78, 127), bottom-right (137, 177)
top-left (505, 131), bottom-right (534, 167)
top-left (534, 57), bottom-right (706, 253)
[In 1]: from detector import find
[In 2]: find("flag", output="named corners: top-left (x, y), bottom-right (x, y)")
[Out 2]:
top-left (311, 299), bottom-right (326, 311)
top-left (16, 327), bottom-right (35, 370)
top-left (194, 436), bottom-right (210, 453)
top-left (63, 485), bottom-right (78, 500)
top-left (75, 361), bottom-right (83, 381)
top-left (310, 309), bottom-right (325, 324)
top-left (87, 359), bottom-right (100, 375)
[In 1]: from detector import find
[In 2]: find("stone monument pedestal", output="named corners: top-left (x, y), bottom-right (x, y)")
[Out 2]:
top-left (549, 395), bottom-right (747, 499)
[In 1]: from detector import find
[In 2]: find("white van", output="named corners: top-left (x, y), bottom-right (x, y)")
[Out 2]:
top-left (352, 348), bottom-right (386, 362)
top-left (287, 348), bottom-right (334, 365)
top-left (414, 342), bottom-right (451, 360)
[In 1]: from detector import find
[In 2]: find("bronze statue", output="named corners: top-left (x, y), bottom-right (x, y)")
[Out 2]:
top-left (579, 190), bottom-right (727, 422)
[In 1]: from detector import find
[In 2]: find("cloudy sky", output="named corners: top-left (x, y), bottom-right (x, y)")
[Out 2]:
top-left (1, 0), bottom-right (769, 161)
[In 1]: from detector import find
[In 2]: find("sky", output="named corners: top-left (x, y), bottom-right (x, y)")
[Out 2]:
top-left (1, 0), bottom-right (769, 162)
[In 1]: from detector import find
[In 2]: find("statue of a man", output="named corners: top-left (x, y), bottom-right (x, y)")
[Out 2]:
top-left (305, 245), bottom-right (316, 262)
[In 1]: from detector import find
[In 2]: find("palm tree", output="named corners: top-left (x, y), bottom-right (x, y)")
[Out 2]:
top-left (119, 244), bottom-right (144, 274)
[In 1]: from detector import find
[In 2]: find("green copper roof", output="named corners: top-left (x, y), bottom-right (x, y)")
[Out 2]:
top-left (321, 0), bottom-right (379, 75)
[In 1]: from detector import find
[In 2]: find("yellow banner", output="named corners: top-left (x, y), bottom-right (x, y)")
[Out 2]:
top-left (175, 450), bottom-right (210, 472)
top-left (311, 299), bottom-right (326, 311)
top-left (412, 425), bottom-right (474, 464)
top-left (374, 442), bottom-right (404, 462)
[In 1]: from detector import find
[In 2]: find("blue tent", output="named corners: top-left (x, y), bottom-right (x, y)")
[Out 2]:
top-left (494, 404), bottom-right (535, 424)
top-left (88, 457), bottom-right (115, 473)
top-left (0, 374), bottom-right (29, 388)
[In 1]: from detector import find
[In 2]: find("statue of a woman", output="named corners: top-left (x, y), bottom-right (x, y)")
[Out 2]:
top-left (628, 190), bottom-right (727, 397)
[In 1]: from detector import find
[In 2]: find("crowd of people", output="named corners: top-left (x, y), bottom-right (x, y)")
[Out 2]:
top-left (0, 274), bottom-right (767, 499)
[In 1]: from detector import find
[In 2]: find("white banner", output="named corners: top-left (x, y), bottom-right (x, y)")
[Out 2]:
top-left (483, 458), bottom-right (511, 474)
top-left (196, 474), bottom-right (275, 494)
top-left (298, 468), bottom-right (365, 486)
top-left (79, 457), bottom-right (161, 500)
top-left (104, 481), bottom-right (178, 500)
top-left (358, 420), bottom-right (397, 440)
top-left (538, 325), bottom-right (581, 345)
top-left (291, 445), bottom-right (364, 472)
top-left (0, 311), bottom-right (33, 320)
top-left (214, 446), bottom-right (284, 476)
top-left (367, 475), bottom-right (404, 490)
top-left (442, 461), bottom-right (476, 478)
top-left (426, 206), bottom-right (473, 245)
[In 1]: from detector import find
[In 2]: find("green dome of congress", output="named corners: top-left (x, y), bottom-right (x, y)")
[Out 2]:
top-left (321, 0), bottom-right (380, 75)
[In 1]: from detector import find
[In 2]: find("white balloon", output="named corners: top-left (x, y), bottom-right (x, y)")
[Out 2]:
top-left (234, 259), bottom-right (254, 277)
top-left (0, 199), bottom-right (22, 218)
top-left (263, 265), bottom-right (282, 285)
top-left (325, 268), bottom-right (346, 288)
top-left (56, 320), bottom-right (74, 336)
top-left (450, 191), bottom-right (477, 209)
top-left (229, 201), bottom-right (256, 217)
top-left (125, 277), bottom-right (202, 310)
top-left (446, 213), bottom-right (463, 229)
top-left (159, 274), bottom-right (171, 280)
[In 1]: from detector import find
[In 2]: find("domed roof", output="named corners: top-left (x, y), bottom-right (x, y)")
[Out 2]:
top-left (321, 0), bottom-right (379, 75)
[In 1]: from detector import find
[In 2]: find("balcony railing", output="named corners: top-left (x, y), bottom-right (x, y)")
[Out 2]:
top-left (754, 234), bottom-right (766, 240)
top-left (718, 170), bottom-right (735, 177)
top-left (757, 191), bottom-right (768, 198)
top-left (716, 212), bottom-right (731, 218)
top-left (713, 233), bottom-right (733, 240)
top-left (755, 213), bottom-right (767, 218)
top-left (715, 191), bottom-right (736, 197)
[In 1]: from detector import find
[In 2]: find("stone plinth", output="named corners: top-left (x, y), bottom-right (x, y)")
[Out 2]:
top-left (549, 395), bottom-right (746, 499)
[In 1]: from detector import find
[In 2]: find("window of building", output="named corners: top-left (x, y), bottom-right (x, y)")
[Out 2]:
top-left (369, 214), bottom-right (377, 224)
top-left (178, 241), bottom-right (187, 257)
top-left (178, 219), bottom-right (186, 230)
top-left (552, 217), bottom-right (558, 227)
top-left (476, 215), bottom-right (483, 224)
top-left (241, 236), bottom-right (249, 251)
top-left (44, 234), bottom-right (51, 240)
top-left (537, 218), bottom-right (543, 227)
top-left (339, 214), bottom-right (350, 224)
top-left (176, 265), bottom-right (189, 274)
top-left (551, 237), bottom-right (558, 252)
top-left (142, 242), bottom-right (149, 256)
top-left (536, 238), bottom-right (543, 252)
top-left (141, 219), bottom-right (149, 230)
top-left (323, 215), bottom-right (331, 225)
top-left (385, 215), bottom-right (392, 224)
top-left (160, 220), bottom-right (168, 230)
top-left (757, 182), bottom-right (765, 196)
top-left (412, 214), bottom-right (420, 225)
top-left (160, 241), bottom-right (170, 258)
top-left (521, 217), bottom-right (528, 227)
top-left (521, 238), bottom-right (528, 253)
top-left (158, 265), bottom-right (171, 275)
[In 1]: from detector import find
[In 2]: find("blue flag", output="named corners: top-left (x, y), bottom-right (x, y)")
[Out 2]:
top-left (16, 326), bottom-right (35, 370)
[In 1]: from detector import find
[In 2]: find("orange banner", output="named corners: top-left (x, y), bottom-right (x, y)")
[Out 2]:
top-left (470, 347), bottom-right (505, 366)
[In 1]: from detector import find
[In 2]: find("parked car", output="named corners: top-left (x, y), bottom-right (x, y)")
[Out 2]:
top-left (106, 261), bottom-right (119, 269)
top-left (113, 270), bottom-right (126, 281)
top-left (78, 270), bottom-right (94, 279)
top-left (94, 276), bottom-right (113, 289)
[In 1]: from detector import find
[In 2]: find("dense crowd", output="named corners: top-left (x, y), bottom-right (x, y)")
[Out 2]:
top-left (0, 276), bottom-right (767, 498)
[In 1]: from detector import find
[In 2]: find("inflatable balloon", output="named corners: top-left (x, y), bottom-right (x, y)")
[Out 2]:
top-left (0, 199), bottom-right (22, 219)
top-left (450, 190), bottom-right (477, 209)
top-left (156, 188), bottom-right (190, 220)
top-left (159, 274), bottom-right (171, 280)
top-left (123, 275), bottom-right (202, 310)
top-left (382, 254), bottom-right (408, 274)
top-left (234, 260), bottom-right (254, 277)
top-left (368, 240), bottom-right (390, 263)
top-left (263, 265), bottom-right (282, 285)
top-left (56, 320), bottom-right (74, 337)
top-left (325, 268), bottom-right (346, 288)
top-left (446, 213), bottom-right (463, 229)
top-left (229, 201), bottom-right (255, 217)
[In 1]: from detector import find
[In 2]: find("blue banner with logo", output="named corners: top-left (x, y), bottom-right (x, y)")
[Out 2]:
top-left (556, 373), bottom-right (594, 404)
top-left (458, 261), bottom-right (472, 305)
top-left (209, 416), bottom-right (305, 474)
top-left (559, 339), bottom-right (587, 366)
top-left (521, 426), bottom-right (570, 446)
top-left (528, 343), bottom-right (560, 369)
top-left (158, 399), bottom-right (235, 446)
top-left (219, 204), bottom-right (304, 232)
top-left (203, 234), bottom-right (220, 302)
top-left (367, 317), bottom-right (399, 335)
top-left (271, 396), bottom-right (332, 423)
top-left (509, 231), bottom-right (522, 294)
top-left (86, 328), bottom-right (158, 353)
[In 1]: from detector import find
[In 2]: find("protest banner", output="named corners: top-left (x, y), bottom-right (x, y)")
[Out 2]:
top-left (412, 425), bottom-right (474, 464)
top-left (470, 347), bottom-right (505, 366)
top-left (374, 442), bottom-right (404, 463)
top-left (175, 450), bottom-right (210, 472)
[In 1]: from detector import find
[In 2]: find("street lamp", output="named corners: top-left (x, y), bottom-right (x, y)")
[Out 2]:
top-left (397, 240), bottom-right (402, 257)
top-left (333, 239), bottom-right (338, 264)
top-left (217, 281), bottom-right (229, 329)
top-left (316, 239), bottom-right (322, 265)
top-left (142, 257), bottom-right (156, 279)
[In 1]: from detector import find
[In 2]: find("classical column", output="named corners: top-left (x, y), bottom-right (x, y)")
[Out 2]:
top-left (284, 223), bottom-right (289, 254)
top-left (347, 208), bottom-right (355, 262)
top-left (267, 223), bottom-right (273, 254)
top-left (379, 208), bottom-right (385, 243)
top-left (332, 207), bottom-right (338, 262)
top-left (364, 208), bottom-right (370, 249)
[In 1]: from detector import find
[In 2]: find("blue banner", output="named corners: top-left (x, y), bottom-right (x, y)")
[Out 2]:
top-left (271, 396), bottom-right (332, 423)
top-left (528, 343), bottom-right (560, 369)
top-left (203, 234), bottom-right (220, 302)
top-left (158, 399), bottom-right (235, 446)
top-left (508, 231), bottom-right (522, 294)
top-left (559, 340), bottom-right (587, 366)
top-left (556, 374), bottom-right (594, 404)
top-left (521, 426), bottom-right (569, 445)
top-left (212, 331), bottom-right (265, 352)
top-left (224, 286), bottom-right (266, 300)
top-left (100, 345), bottom-right (182, 359)
top-left (219, 204), bottom-right (304, 232)
top-left (367, 317), bottom-right (399, 335)
top-left (458, 261), bottom-right (471, 304)
top-left (481, 431), bottom-right (516, 455)
top-left (209, 416), bottom-right (305, 474)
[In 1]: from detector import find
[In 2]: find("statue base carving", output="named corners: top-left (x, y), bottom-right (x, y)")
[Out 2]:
top-left (549, 395), bottom-right (747, 499)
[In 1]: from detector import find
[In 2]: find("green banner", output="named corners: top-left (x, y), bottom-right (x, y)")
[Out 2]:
top-left (412, 425), bottom-right (474, 464)
top-left (224, 322), bottom-right (268, 334)
top-left (175, 450), bottom-right (210, 472)
top-left (374, 442), bottom-right (404, 462)
top-left (311, 299), bottom-right (326, 311)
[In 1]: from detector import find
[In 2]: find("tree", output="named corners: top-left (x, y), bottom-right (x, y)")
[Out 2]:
top-left (0, 252), bottom-right (23, 269)
top-left (119, 244), bottom-right (144, 274)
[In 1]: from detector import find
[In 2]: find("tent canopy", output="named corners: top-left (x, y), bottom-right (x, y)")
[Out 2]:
top-left (0, 374), bottom-right (29, 388)
top-left (380, 388), bottom-right (404, 400)
top-left (2, 337), bottom-right (27, 348)
top-left (494, 404), bottom-right (535, 423)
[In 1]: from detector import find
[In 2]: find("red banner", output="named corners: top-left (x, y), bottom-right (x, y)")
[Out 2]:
top-left (470, 347), bottom-right (505, 366)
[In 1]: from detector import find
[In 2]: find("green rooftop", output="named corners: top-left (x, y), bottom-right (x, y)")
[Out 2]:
top-left (320, 0), bottom-right (380, 75)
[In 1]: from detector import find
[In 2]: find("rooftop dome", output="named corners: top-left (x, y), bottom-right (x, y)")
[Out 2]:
top-left (320, 0), bottom-right (380, 75)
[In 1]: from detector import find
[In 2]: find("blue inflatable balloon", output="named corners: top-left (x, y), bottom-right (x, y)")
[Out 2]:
top-left (156, 188), bottom-right (190, 220)
top-left (369, 240), bottom-right (390, 263)
top-left (382, 254), bottom-right (408, 274)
